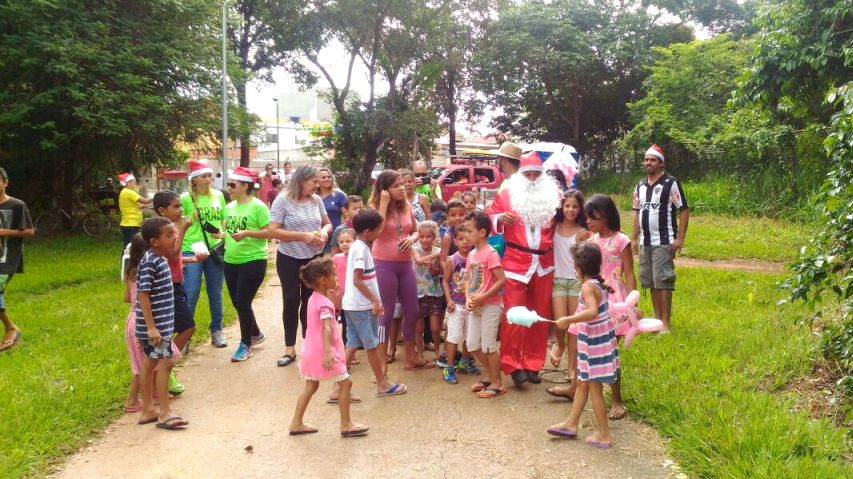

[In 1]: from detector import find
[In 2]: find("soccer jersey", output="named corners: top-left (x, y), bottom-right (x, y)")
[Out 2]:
top-left (633, 173), bottom-right (688, 246)
top-left (342, 239), bottom-right (380, 311)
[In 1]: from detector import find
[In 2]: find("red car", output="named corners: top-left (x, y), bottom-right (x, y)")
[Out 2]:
top-left (436, 154), bottom-right (505, 202)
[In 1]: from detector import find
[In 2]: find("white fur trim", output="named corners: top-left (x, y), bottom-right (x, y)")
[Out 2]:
top-left (189, 167), bottom-right (214, 178)
top-left (230, 173), bottom-right (254, 183)
top-left (120, 174), bottom-right (135, 186)
top-left (645, 148), bottom-right (665, 161)
top-left (518, 164), bottom-right (544, 173)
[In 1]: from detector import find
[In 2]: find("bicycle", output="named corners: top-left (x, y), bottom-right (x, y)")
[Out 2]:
top-left (35, 198), bottom-right (113, 238)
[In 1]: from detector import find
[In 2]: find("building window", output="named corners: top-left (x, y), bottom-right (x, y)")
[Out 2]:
top-left (265, 133), bottom-right (278, 144)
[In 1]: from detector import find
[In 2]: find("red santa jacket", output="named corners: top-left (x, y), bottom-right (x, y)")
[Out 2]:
top-left (487, 187), bottom-right (554, 284)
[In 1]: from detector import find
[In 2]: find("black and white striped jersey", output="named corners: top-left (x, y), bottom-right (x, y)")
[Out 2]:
top-left (632, 173), bottom-right (688, 246)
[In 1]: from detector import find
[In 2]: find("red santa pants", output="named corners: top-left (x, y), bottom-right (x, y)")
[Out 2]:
top-left (500, 272), bottom-right (553, 374)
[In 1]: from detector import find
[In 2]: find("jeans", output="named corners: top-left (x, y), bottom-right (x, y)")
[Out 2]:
top-left (121, 227), bottom-right (139, 259)
top-left (276, 251), bottom-right (318, 347)
top-left (182, 252), bottom-right (225, 333)
top-left (224, 260), bottom-right (265, 346)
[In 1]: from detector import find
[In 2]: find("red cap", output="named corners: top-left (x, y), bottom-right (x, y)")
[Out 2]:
top-left (230, 166), bottom-right (258, 184)
top-left (117, 172), bottom-right (135, 186)
top-left (188, 159), bottom-right (214, 178)
top-left (645, 144), bottom-right (665, 162)
top-left (518, 151), bottom-right (544, 174)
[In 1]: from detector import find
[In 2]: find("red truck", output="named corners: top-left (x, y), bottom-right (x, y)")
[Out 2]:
top-left (435, 151), bottom-right (505, 202)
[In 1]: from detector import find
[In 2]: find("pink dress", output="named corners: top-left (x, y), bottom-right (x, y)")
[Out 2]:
top-left (125, 278), bottom-right (182, 375)
top-left (298, 292), bottom-right (348, 381)
top-left (591, 232), bottom-right (631, 335)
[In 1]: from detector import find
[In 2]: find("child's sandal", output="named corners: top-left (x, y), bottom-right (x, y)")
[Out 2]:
top-left (469, 380), bottom-right (491, 392)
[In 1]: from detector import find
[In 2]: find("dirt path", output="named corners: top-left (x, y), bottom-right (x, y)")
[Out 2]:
top-left (54, 276), bottom-right (678, 479)
top-left (675, 256), bottom-right (787, 274)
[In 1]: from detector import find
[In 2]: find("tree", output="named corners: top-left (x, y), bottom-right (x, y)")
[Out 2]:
top-left (472, 0), bottom-right (693, 156)
top-left (0, 0), bottom-right (222, 208)
top-left (227, 0), bottom-right (315, 166)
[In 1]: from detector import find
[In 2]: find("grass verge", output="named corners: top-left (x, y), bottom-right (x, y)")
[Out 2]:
top-left (0, 236), bottom-right (236, 478)
top-left (624, 267), bottom-right (851, 477)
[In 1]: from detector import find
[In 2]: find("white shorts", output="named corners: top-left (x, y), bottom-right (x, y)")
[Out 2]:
top-left (445, 306), bottom-right (469, 345)
top-left (466, 304), bottom-right (503, 354)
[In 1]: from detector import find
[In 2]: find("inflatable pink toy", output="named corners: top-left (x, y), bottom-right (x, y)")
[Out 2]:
top-left (609, 290), bottom-right (663, 348)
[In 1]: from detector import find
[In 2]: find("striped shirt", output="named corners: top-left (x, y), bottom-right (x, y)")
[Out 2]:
top-left (270, 194), bottom-right (328, 259)
top-left (633, 173), bottom-right (688, 246)
top-left (135, 250), bottom-right (174, 339)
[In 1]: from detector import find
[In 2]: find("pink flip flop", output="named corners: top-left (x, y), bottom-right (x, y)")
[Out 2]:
top-left (585, 438), bottom-right (613, 449)
top-left (546, 427), bottom-right (577, 438)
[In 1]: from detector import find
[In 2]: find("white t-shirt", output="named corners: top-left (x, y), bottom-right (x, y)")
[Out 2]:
top-left (342, 239), bottom-right (381, 311)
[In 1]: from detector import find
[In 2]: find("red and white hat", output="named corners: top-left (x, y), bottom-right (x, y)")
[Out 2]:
top-left (117, 172), bottom-right (135, 186)
top-left (230, 166), bottom-right (258, 186)
top-left (518, 151), bottom-right (544, 174)
top-left (188, 159), bottom-right (214, 178)
top-left (645, 144), bottom-right (665, 162)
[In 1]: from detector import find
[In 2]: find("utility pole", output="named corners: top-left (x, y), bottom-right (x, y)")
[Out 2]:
top-left (274, 97), bottom-right (280, 173)
top-left (221, 0), bottom-right (231, 182)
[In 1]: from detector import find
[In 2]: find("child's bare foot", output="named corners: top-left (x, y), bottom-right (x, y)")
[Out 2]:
top-left (123, 400), bottom-right (143, 413)
top-left (289, 423), bottom-right (318, 435)
top-left (404, 359), bottom-right (435, 370)
top-left (341, 422), bottom-right (369, 437)
top-left (608, 402), bottom-right (626, 420)
top-left (137, 408), bottom-right (158, 425)
top-left (584, 432), bottom-right (613, 449)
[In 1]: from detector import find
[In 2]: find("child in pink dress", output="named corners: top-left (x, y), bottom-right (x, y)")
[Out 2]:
top-left (584, 194), bottom-right (636, 420)
top-left (290, 257), bottom-right (368, 437)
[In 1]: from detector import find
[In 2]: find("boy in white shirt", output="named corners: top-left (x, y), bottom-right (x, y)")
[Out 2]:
top-left (343, 208), bottom-right (407, 397)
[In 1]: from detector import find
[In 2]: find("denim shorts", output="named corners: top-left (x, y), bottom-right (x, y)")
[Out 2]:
top-left (0, 273), bottom-right (11, 312)
top-left (344, 309), bottom-right (379, 350)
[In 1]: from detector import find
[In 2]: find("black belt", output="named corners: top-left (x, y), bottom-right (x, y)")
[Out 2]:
top-left (505, 241), bottom-right (551, 256)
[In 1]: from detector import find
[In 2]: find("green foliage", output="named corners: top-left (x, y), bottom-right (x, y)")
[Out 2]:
top-left (0, 0), bottom-right (224, 205)
top-left (626, 267), bottom-right (850, 477)
top-left (472, 0), bottom-right (693, 150)
top-left (734, 0), bottom-right (852, 401)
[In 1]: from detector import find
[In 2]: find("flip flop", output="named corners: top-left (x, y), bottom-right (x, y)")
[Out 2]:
top-left (476, 386), bottom-right (507, 398)
top-left (548, 343), bottom-right (562, 367)
top-left (546, 427), bottom-right (578, 438)
top-left (341, 425), bottom-right (369, 437)
top-left (469, 380), bottom-right (491, 392)
top-left (155, 416), bottom-right (188, 430)
top-left (327, 394), bottom-right (362, 404)
top-left (585, 438), bottom-right (613, 449)
top-left (137, 416), bottom-right (158, 425)
top-left (404, 360), bottom-right (435, 370)
top-left (377, 382), bottom-right (407, 397)
top-left (289, 427), bottom-right (318, 436)
top-left (277, 354), bottom-right (296, 367)
top-left (0, 331), bottom-right (20, 351)
top-left (124, 405), bottom-right (143, 413)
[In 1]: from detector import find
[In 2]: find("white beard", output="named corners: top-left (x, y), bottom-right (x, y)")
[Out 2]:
top-left (508, 173), bottom-right (561, 228)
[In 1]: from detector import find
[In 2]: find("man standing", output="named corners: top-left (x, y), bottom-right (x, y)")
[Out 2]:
top-left (117, 172), bottom-right (152, 255)
top-left (412, 160), bottom-right (441, 202)
top-left (495, 142), bottom-right (521, 189)
top-left (631, 144), bottom-right (689, 332)
top-left (487, 151), bottom-right (561, 386)
top-left (0, 167), bottom-right (35, 351)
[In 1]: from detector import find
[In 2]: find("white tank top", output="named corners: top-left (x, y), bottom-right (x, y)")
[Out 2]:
top-left (554, 229), bottom-right (579, 279)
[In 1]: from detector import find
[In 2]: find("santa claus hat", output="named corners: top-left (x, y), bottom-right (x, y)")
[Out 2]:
top-left (230, 166), bottom-right (259, 187)
top-left (117, 172), bottom-right (135, 186)
top-left (645, 144), bottom-right (665, 162)
top-left (518, 151), bottom-right (544, 174)
top-left (188, 159), bottom-right (214, 178)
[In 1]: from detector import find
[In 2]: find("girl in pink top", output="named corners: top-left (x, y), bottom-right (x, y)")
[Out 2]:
top-left (291, 257), bottom-right (368, 437)
top-left (369, 170), bottom-right (432, 371)
top-left (583, 194), bottom-right (636, 420)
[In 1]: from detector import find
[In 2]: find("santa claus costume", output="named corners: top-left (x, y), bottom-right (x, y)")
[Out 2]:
top-left (487, 152), bottom-right (561, 385)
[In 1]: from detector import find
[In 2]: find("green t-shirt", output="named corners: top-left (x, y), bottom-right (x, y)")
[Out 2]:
top-left (224, 197), bottom-right (270, 264)
top-left (181, 190), bottom-right (227, 253)
top-left (415, 183), bottom-right (442, 202)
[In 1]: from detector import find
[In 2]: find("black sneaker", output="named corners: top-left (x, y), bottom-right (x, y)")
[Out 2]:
top-left (525, 369), bottom-right (541, 384)
top-left (511, 369), bottom-right (528, 387)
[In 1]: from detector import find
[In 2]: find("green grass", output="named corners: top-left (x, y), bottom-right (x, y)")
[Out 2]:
top-left (615, 207), bottom-right (812, 262)
top-left (0, 236), bottom-right (236, 478)
top-left (624, 267), bottom-right (851, 477)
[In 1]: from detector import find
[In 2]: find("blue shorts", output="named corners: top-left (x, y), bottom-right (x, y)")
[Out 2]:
top-left (0, 273), bottom-right (12, 312)
top-left (343, 309), bottom-right (379, 350)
